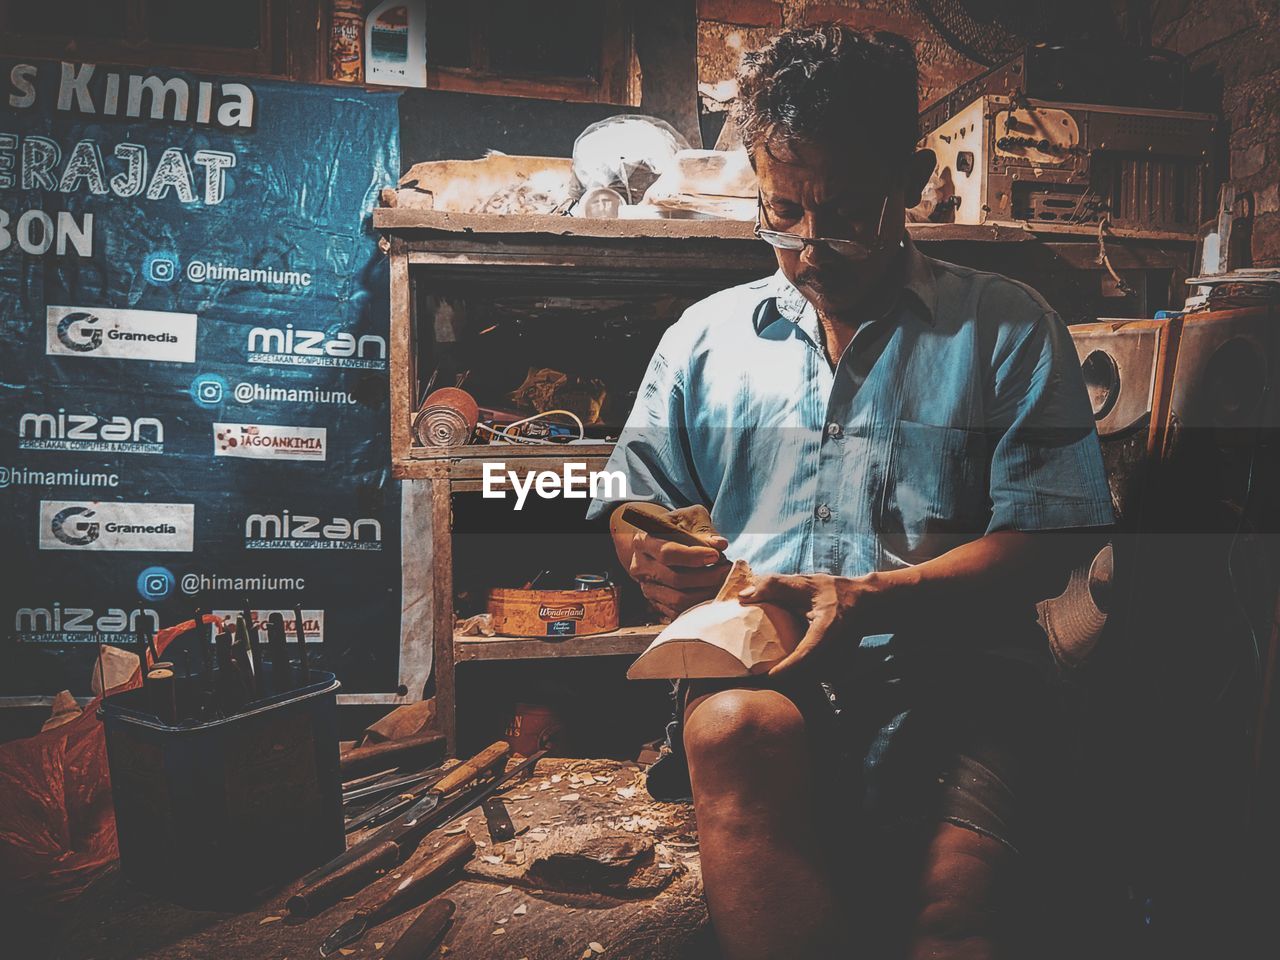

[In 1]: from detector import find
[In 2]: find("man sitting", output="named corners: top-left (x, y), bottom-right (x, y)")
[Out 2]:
top-left (590, 24), bottom-right (1111, 959)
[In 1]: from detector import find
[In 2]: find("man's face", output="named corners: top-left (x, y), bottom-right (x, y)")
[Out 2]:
top-left (755, 140), bottom-right (926, 316)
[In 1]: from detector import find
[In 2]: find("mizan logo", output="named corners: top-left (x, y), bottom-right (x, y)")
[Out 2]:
top-left (56, 311), bottom-right (102, 351)
top-left (13, 603), bottom-right (160, 643)
top-left (19, 410), bottom-right (164, 454)
top-left (51, 505), bottom-right (98, 545)
top-left (244, 510), bottom-right (383, 551)
top-left (39, 500), bottom-right (195, 552)
top-left (247, 324), bottom-right (387, 370)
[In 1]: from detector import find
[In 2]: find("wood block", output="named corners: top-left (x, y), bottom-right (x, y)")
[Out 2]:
top-left (627, 560), bottom-right (802, 679)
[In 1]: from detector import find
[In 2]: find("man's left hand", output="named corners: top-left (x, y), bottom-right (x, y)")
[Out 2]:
top-left (738, 573), bottom-right (885, 676)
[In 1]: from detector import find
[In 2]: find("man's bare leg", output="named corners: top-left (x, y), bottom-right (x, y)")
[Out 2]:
top-left (683, 685), bottom-right (846, 959)
top-left (907, 822), bottom-right (1014, 960)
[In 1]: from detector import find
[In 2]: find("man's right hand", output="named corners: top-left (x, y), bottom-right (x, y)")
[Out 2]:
top-left (610, 504), bottom-right (731, 621)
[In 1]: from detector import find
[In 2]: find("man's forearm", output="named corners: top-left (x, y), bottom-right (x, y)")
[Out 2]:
top-left (857, 529), bottom-right (1106, 635)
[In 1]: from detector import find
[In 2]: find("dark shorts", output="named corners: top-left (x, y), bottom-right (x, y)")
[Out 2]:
top-left (669, 645), bottom-right (1068, 947)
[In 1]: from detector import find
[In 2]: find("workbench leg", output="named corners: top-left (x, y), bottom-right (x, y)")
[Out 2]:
top-left (429, 478), bottom-right (457, 755)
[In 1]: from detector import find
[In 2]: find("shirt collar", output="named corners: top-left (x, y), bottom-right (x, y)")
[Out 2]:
top-left (757, 237), bottom-right (937, 335)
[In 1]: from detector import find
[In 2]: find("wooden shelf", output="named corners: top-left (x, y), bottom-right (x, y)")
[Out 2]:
top-left (393, 446), bottom-right (616, 485)
top-left (454, 623), bottom-right (659, 662)
top-left (375, 207), bottom-right (1199, 245)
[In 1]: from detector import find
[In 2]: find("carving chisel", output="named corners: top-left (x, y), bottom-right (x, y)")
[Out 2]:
top-left (298, 741), bottom-right (510, 891)
top-left (318, 843), bottom-right (470, 957)
top-left (344, 766), bottom-right (448, 805)
top-left (292, 748), bottom-right (543, 918)
top-left (339, 731), bottom-right (447, 779)
top-left (620, 504), bottom-right (719, 548)
top-left (344, 774), bottom-right (450, 835)
top-left (383, 898), bottom-right (455, 960)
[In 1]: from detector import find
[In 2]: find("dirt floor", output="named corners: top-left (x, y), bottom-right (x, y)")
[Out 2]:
top-left (19, 757), bottom-right (716, 960)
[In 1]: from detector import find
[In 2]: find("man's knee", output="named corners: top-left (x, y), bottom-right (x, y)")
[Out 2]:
top-left (683, 687), bottom-right (807, 770)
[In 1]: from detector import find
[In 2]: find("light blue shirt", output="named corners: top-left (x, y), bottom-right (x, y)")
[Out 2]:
top-left (589, 240), bottom-right (1113, 661)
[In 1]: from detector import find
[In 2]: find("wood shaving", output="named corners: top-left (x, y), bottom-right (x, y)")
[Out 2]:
top-left (594, 775), bottom-right (612, 783)
top-left (551, 774), bottom-right (563, 783)
top-left (616, 786), bottom-right (637, 799)
top-left (559, 793), bottom-right (580, 802)
top-left (590, 943), bottom-right (606, 954)
top-left (482, 854), bottom-right (504, 864)
top-left (493, 928), bottom-right (505, 935)
top-left (259, 916), bottom-right (282, 925)
top-left (508, 794), bottom-right (532, 800)
top-left (513, 903), bottom-right (528, 916)
top-left (339, 951), bottom-right (355, 957)
top-left (443, 824), bottom-right (467, 834)
top-left (374, 943), bottom-right (384, 950)
top-left (496, 885), bottom-right (513, 894)
top-left (496, 917), bottom-right (508, 924)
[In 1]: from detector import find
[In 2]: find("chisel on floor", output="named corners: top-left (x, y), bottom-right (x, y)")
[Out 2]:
top-left (318, 842), bottom-right (470, 956)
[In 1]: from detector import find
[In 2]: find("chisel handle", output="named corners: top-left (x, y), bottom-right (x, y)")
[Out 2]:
top-left (620, 505), bottom-right (718, 548)
top-left (369, 834), bottom-right (475, 923)
top-left (287, 840), bottom-right (401, 917)
top-left (385, 899), bottom-right (455, 960)
top-left (266, 612), bottom-right (290, 694)
top-left (340, 731), bottom-right (447, 778)
top-left (431, 741), bottom-right (510, 796)
top-left (293, 603), bottom-right (310, 684)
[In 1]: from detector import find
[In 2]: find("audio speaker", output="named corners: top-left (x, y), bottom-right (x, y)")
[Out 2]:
top-left (1036, 318), bottom-right (1179, 670)
top-left (1148, 305), bottom-right (1279, 697)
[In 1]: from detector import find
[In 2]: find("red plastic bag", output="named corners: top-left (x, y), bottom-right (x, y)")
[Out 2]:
top-left (0, 619), bottom-right (195, 904)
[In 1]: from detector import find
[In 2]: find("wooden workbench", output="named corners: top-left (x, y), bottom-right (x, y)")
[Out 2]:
top-left (19, 757), bottom-right (711, 960)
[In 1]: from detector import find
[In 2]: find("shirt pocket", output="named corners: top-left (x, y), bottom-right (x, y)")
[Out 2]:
top-left (876, 419), bottom-right (990, 565)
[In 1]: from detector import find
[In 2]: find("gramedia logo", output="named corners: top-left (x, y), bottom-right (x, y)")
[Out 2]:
top-left (137, 565), bottom-right (175, 600)
top-left (51, 505), bottom-right (99, 545)
top-left (56, 312), bottom-right (102, 352)
top-left (190, 373), bottom-right (227, 408)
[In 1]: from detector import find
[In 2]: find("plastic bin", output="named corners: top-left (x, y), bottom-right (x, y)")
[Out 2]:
top-left (99, 665), bottom-right (344, 905)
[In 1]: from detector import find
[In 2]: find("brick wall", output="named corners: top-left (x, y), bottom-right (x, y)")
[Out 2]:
top-left (1149, 0), bottom-right (1280, 266)
top-left (695, 1), bottom-right (984, 119)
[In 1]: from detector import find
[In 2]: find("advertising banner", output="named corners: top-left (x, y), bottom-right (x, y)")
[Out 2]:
top-left (0, 59), bottom-right (405, 698)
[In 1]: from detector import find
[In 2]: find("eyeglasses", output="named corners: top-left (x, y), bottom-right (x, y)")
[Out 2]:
top-left (754, 193), bottom-right (891, 261)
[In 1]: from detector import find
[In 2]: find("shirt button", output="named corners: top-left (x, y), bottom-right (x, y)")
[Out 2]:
top-left (815, 504), bottom-right (832, 522)
top-left (825, 422), bottom-right (843, 439)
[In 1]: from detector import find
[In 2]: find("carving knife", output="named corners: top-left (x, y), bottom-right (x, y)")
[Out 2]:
top-left (319, 840), bottom-right (470, 957)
